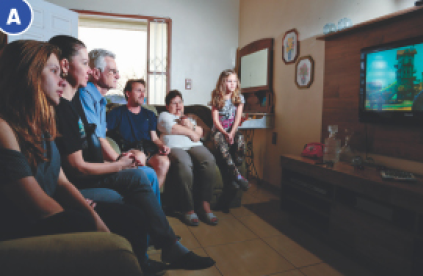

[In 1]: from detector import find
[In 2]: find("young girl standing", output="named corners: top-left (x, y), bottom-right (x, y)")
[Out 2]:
top-left (210, 69), bottom-right (249, 191)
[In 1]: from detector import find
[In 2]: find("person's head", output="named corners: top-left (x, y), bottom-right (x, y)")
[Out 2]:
top-left (88, 49), bottom-right (119, 94)
top-left (165, 90), bottom-right (184, 116)
top-left (48, 35), bottom-right (91, 89)
top-left (0, 40), bottom-right (65, 169)
top-left (124, 79), bottom-right (146, 106)
top-left (210, 69), bottom-right (242, 109)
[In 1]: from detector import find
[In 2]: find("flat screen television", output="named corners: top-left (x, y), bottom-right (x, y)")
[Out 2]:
top-left (359, 36), bottom-right (423, 125)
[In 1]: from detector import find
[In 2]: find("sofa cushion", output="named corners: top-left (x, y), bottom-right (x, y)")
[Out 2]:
top-left (0, 232), bottom-right (142, 276)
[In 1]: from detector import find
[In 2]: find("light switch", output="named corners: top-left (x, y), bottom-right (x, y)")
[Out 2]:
top-left (185, 78), bottom-right (192, 90)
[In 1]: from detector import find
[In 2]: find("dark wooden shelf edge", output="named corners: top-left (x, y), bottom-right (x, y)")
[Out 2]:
top-left (316, 6), bottom-right (423, 41)
top-left (283, 179), bottom-right (332, 203)
top-left (282, 195), bottom-right (331, 218)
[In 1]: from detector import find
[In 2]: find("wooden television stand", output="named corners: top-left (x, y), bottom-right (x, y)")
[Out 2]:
top-left (280, 154), bottom-right (423, 276)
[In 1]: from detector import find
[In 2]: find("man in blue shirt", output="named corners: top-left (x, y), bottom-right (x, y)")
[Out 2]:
top-left (107, 79), bottom-right (170, 188)
top-left (75, 49), bottom-right (161, 198)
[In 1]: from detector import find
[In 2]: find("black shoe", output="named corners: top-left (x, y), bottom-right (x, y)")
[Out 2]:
top-left (168, 251), bottom-right (216, 270)
top-left (140, 259), bottom-right (167, 276)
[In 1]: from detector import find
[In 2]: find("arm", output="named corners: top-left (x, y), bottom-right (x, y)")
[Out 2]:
top-left (64, 149), bottom-right (135, 177)
top-left (212, 107), bottom-right (229, 135)
top-left (171, 124), bottom-right (202, 142)
top-left (150, 131), bottom-right (170, 155)
top-left (229, 103), bottom-right (244, 135)
top-left (158, 112), bottom-right (201, 142)
top-left (54, 168), bottom-right (109, 232)
top-left (99, 137), bottom-right (120, 162)
top-left (0, 120), bottom-right (63, 220)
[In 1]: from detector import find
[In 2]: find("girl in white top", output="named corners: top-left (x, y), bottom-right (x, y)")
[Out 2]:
top-left (210, 69), bottom-right (249, 191)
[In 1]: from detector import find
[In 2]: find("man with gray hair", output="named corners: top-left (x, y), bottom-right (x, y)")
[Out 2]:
top-left (76, 49), bottom-right (119, 158)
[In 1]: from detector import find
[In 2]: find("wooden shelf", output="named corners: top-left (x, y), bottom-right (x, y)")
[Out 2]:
top-left (280, 154), bottom-right (423, 276)
top-left (316, 6), bottom-right (423, 41)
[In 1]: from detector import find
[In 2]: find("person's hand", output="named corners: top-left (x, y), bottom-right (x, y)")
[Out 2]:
top-left (85, 200), bottom-right (110, 232)
top-left (129, 149), bottom-right (146, 166)
top-left (180, 117), bottom-right (193, 129)
top-left (189, 132), bottom-right (201, 142)
top-left (225, 132), bottom-right (234, 145)
top-left (85, 198), bottom-right (96, 209)
top-left (159, 145), bottom-right (170, 155)
top-left (117, 153), bottom-right (136, 170)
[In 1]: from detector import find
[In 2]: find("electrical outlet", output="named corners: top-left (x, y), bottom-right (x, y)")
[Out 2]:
top-left (272, 132), bottom-right (277, 144)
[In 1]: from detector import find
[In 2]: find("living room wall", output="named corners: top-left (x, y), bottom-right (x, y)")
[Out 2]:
top-left (46, 0), bottom-right (239, 106)
top-left (239, 0), bottom-right (420, 188)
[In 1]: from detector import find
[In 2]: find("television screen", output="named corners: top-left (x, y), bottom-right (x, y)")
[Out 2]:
top-left (359, 36), bottom-right (423, 124)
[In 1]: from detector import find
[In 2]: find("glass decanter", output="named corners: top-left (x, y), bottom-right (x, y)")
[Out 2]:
top-left (339, 128), bottom-right (355, 163)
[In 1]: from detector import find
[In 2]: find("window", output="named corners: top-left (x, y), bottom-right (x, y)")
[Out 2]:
top-left (76, 10), bottom-right (171, 105)
top-left (79, 16), bottom-right (147, 98)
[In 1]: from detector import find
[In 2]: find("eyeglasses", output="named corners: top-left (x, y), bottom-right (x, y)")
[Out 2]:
top-left (108, 69), bottom-right (119, 76)
top-left (169, 101), bottom-right (183, 106)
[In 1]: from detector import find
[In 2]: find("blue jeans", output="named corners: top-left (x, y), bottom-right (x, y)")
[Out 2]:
top-left (80, 166), bottom-right (161, 261)
top-left (77, 168), bottom-right (175, 251)
top-left (80, 166), bottom-right (160, 205)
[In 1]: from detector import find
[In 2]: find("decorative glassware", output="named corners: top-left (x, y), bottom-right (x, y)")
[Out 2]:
top-left (339, 128), bottom-right (355, 163)
top-left (323, 125), bottom-right (341, 164)
top-left (328, 23), bottom-right (337, 33)
top-left (343, 18), bottom-right (353, 29)
top-left (323, 23), bottom-right (336, 34)
top-left (323, 23), bottom-right (330, 34)
top-left (338, 18), bottom-right (353, 31)
top-left (338, 18), bottom-right (345, 31)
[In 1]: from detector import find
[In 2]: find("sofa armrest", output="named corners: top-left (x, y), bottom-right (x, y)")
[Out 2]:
top-left (0, 232), bottom-right (142, 276)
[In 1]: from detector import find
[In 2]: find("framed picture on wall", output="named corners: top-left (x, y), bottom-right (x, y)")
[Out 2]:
top-left (282, 28), bottom-right (299, 64)
top-left (295, 56), bottom-right (314, 88)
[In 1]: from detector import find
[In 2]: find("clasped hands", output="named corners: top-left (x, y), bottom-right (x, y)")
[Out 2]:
top-left (178, 116), bottom-right (201, 142)
top-left (116, 150), bottom-right (146, 168)
top-left (224, 131), bottom-right (235, 145)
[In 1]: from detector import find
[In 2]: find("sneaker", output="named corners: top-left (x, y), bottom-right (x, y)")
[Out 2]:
top-left (235, 175), bottom-right (250, 191)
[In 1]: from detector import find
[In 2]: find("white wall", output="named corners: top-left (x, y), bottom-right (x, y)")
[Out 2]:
top-left (239, 0), bottom-right (419, 188)
top-left (45, 0), bottom-right (240, 106)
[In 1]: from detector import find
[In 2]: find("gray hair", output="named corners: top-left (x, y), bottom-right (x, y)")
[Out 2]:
top-left (88, 49), bottom-right (116, 72)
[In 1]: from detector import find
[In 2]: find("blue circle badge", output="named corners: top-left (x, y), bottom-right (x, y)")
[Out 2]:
top-left (0, 0), bottom-right (33, 36)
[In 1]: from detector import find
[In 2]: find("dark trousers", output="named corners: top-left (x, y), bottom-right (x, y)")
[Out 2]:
top-left (75, 169), bottom-right (176, 249)
top-left (167, 146), bottom-right (216, 213)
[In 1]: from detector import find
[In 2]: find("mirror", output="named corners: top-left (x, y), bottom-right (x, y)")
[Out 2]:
top-left (240, 48), bottom-right (268, 89)
top-left (238, 38), bottom-right (273, 94)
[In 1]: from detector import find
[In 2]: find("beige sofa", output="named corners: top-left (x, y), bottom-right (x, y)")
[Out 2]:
top-left (0, 232), bottom-right (143, 276)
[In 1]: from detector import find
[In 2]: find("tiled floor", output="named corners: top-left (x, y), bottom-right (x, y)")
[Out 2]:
top-left (150, 182), bottom-right (378, 276)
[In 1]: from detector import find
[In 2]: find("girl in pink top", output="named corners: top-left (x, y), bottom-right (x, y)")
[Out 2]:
top-left (210, 69), bottom-right (249, 191)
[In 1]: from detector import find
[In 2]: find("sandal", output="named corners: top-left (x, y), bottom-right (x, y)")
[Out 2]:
top-left (182, 212), bottom-right (199, 226)
top-left (200, 212), bottom-right (218, 226)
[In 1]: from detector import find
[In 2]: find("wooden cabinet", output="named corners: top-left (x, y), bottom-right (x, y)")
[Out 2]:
top-left (280, 154), bottom-right (423, 276)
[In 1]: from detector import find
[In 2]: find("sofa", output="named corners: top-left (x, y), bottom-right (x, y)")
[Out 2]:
top-left (107, 103), bottom-right (246, 210)
top-left (0, 232), bottom-right (143, 276)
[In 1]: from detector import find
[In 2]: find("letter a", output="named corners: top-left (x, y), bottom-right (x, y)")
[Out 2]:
top-left (7, 9), bottom-right (21, 25)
